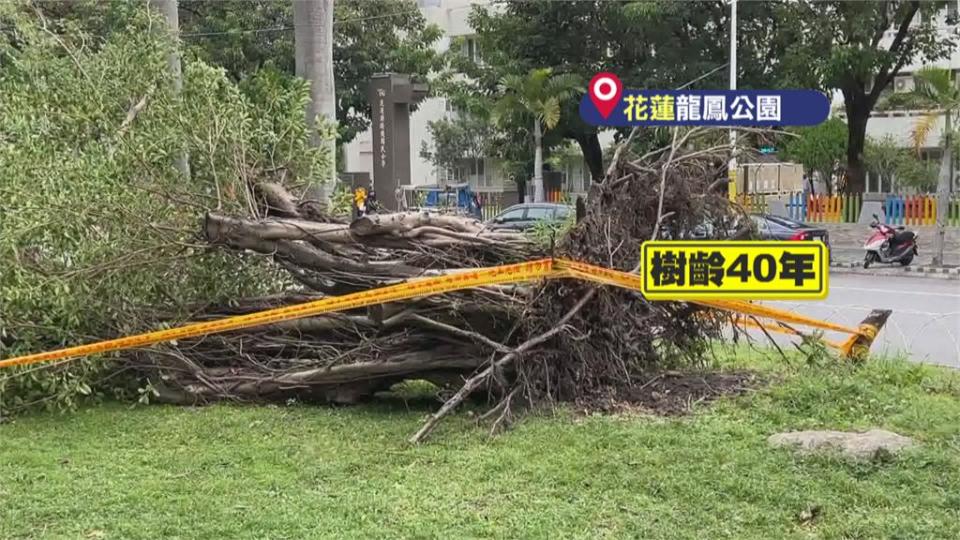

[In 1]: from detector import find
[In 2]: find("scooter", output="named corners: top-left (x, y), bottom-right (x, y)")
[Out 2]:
top-left (863, 213), bottom-right (918, 268)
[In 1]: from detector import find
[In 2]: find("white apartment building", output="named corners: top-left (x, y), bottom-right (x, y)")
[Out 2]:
top-left (341, 0), bottom-right (610, 196)
top-left (849, 2), bottom-right (960, 192)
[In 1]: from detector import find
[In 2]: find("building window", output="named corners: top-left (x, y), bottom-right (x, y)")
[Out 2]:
top-left (464, 158), bottom-right (487, 188)
top-left (462, 37), bottom-right (481, 63)
top-left (441, 166), bottom-right (462, 185)
top-left (472, 158), bottom-right (484, 177)
top-left (577, 160), bottom-right (587, 192)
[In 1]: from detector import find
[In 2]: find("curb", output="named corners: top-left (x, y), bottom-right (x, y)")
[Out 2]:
top-left (829, 261), bottom-right (960, 281)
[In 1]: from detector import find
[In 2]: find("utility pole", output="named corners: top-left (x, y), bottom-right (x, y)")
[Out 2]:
top-left (728, 0), bottom-right (737, 201)
top-left (149, 0), bottom-right (190, 179)
top-left (934, 111), bottom-right (952, 265)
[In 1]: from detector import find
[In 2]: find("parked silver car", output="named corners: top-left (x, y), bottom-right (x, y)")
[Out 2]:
top-left (485, 203), bottom-right (573, 231)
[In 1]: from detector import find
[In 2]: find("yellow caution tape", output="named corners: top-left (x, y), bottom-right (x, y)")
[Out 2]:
top-left (698, 299), bottom-right (858, 335)
top-left (556, 258), bottom-right (860, 338)
top-left (732, 316), bottom-right (847, 350)
top-left (0, 257), bottom-right (869, 370)
top-left (0, 259), bottom-right (563, 369)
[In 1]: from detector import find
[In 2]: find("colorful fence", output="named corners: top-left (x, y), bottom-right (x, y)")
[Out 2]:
top-left (477, 189), bottom-right (579, 221)
top-left (739, 192), bottom-right (960, 226)
top-left (524, 185), bottom-right (577, 204)
top-left (476, 192), bottom-right (506, 220)
top-left (880, 194), bottom-right (954, 226)
top-left (545, 189), bottom-right (572, 203)
top-left (787, 193), bottom-right (863, 224)
top-left (737, 193), bottom-right (769, 215)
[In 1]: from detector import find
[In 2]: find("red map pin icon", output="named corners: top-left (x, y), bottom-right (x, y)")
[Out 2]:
top-left (589, 73), bottom-right (622, 119)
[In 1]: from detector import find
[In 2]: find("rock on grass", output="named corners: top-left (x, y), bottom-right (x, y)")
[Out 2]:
top-left (768, 429), bottom-right (915, 460)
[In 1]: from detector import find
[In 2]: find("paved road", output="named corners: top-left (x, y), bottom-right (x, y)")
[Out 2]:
top-left (756, 274), bottom-right (960, 368)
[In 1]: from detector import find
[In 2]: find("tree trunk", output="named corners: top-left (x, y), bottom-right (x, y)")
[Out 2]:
top-left (934, 113), bottom-right (953, 266)
top-left (572, 132), bottom-right (604, 184)
top-left (515, 176), bottom-right (527, 203)
top-left (149, 0), bottom-right (190, 179)
top-left (293, 0), bottom-right (337, 202)
top-left (533, 120), bottom-right (544, 202)
top-left (843, 92), bottom-right (870, 194)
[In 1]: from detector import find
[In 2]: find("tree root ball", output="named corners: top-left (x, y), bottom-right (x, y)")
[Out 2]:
top-left (131, 140), bottom-right (746, 441)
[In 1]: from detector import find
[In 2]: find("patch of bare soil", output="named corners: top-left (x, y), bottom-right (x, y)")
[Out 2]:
top-left (576, 370), bottom-right (761, 416)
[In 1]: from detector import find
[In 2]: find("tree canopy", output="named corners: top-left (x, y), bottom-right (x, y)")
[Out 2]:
top-left (0, 3), bottom-right (328, 412)
top-left (443, 0), bottom-right (793, 184)
top-left (778, 0), bottom-right (956, 192)
top-left (781, 118), bottom-right (848, 194)
top-left (911, 66), bottom-right (960, 152)
top-left (179, 0), bottom-right (444, 143)
top-left (419, 114), bottom-right (494, 180)
top-left (865, 135), bottom-right (937, 192)
top-left (492, 68), bottom-right (581, 201)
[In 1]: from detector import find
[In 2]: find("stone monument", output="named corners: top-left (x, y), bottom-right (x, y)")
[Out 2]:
top-left (368, 73), bottom-right (428, 210)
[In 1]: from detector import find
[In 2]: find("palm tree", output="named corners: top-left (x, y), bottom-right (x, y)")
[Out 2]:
top-left (910, 67), bottom-right (957, 266)
top-left (493, 68), bottom-right (581, 202)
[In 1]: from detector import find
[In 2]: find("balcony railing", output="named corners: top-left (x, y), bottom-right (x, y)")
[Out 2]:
top-left (835, 108), bottom-right (946, 119)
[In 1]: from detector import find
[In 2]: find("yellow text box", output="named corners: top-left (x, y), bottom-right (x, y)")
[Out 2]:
top-left (640, 241), bottom-right (828, 300)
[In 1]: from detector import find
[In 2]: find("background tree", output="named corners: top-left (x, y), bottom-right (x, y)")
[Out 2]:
top-left (428, 83), bottom-right (563, 201)
top-left (419, 114), bottom-right (494, 185)
top-left (180, 0), bottom-right (443, 144)
top-left (865, 135), bottom-right (937, 192)
top-left (492, 68), bottom-right (580, 202)
top-left (781, 118), bottom-right (849, 195)
top-left (864, 136), bottom-right (903, 194)
top-left (454, 0), bottom-right (792, 185)
top-left (545, 142), bottom-right (587, 186)
top-left (780, 0), bottom-right (956, 193)
top-left (910, 66), bottom-right (958, 265)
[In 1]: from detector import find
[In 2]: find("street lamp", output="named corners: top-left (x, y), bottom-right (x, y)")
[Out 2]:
top-left (728, 0), bottom-right (738, 201)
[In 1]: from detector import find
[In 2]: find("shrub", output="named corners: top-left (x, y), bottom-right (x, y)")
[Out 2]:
top-left (0, 4), bottom-right (331, 413)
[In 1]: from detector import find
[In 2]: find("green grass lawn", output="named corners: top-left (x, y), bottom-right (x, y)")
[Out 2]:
top-left (1, 353), bottom-right (959, 539)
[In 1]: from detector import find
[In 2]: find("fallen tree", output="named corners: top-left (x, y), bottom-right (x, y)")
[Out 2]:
top-left (127, 130), bottom-right (749, 441)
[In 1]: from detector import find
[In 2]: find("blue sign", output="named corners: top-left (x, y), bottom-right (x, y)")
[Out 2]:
top-left (579, 89), bottom-right (830, 127)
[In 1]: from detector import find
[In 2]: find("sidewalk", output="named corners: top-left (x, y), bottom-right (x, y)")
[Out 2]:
top-left (829, 260), bottom-right (960, 280)
top-left (823, 224), bottom-right (960, 280)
